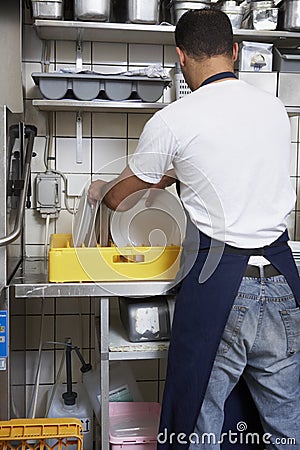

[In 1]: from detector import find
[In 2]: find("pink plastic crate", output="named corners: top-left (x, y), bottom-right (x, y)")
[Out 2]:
top-left (109, 402), bottom-right (161, 450)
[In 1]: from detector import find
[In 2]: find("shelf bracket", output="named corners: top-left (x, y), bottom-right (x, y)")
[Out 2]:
top-left (76, 39), bottom-right (83, 71)
top-left (76, 112), bottom-right (83, 164)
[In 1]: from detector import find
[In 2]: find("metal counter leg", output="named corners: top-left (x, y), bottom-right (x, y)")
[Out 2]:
top-left (99, 297), bottom-right (110, 450)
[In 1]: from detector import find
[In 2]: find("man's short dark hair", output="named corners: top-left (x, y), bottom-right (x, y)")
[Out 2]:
top-left (175, 9), bottom-right (233, 60)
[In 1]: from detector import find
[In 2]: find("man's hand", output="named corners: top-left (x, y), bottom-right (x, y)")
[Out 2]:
top-left (87, 179), bottom-right (108, 206)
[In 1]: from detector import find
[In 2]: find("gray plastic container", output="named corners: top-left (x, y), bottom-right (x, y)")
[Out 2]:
top-left (31, 72), bottom-right (172, 102)
top-left (273, 48), bottom-right (300, 73)
top-left (118, 296), bottom-right (171, 342)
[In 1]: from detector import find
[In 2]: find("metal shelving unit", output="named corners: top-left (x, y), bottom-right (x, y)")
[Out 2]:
top-left (32, 99), bottom-right (168, 113)
top-left (11, 259), bottom-right (174, 450)
top-left (26, 19), bottom-right (300, 450)
top-left (33, 20), bottom-right (300, 48)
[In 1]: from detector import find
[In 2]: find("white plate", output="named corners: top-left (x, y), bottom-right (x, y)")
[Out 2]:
top-left (72, 191), bottom-right (92, 247)
top-left (110, 189), bottom-right (186, 248)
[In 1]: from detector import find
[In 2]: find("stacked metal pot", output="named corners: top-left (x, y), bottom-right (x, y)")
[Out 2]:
top-left (172, 0), bottom-right (211, 23)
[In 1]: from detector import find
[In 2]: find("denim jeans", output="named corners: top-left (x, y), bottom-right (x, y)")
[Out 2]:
top-left (189, 273), bottom-right (300, 450)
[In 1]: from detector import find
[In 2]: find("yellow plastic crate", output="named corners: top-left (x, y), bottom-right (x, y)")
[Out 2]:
top-left (0, 418), bottom-right (83, 450)
top-left (49, 234), bottom-right (181, 283)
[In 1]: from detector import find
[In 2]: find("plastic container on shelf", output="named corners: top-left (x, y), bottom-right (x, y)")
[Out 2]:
top-left (109, 402), bottom-right (161, 450)
top-left (273, 48), bottom-right (300, 72)
top-left (82, 361), bottom-right (143, 424)
top-left (118, 296), bottom-right (171, 342)
top-left (0, 418), bottom-right (83, 450)
top-left (74, 0), bottom-right (110, 21)
top-left (47, 383), bottom-right (93, 450)
top-left (31, 72), bottom-right (172, 102)
top-left (31, 0), bottom-right (64, 19)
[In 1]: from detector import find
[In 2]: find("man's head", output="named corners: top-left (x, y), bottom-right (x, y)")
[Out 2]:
top-left (175, 8), bottom-right (234, 61)
top-left (175, 9), bottom-right (238, 90)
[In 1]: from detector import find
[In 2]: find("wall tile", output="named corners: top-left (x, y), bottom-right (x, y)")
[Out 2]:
top-left (10, 316), bottom-right (25, 350)
top-left (26, 316), bottom-right (55, 350)
top-left (91, 64), bottom-right (126, 74)
top-left (64, 174), bottom-right (91, 197)
top-left (26, 298), bottom-right (55, 315)
top-left (56, 41), bottom-right (91, 64)
top-left (55, 62), bottom-right (92, 72)
top-left (92, 139), bottom-right (127, 174)
top-left (31, 137), bottom-right (47, 173)
top-left (11, 351), bottom-right (26, 386)
top-left (11, 385), bottom-right (26, 417)
top-left (24, 100), bottom-right (48, 136)
top-left (92, 42), bottom-right (127, 65)
top-left (287, 211), bottom-right (296, 240)
top-left (56, 138), bottom-right (91, 174)
top-left (128, 139), bottom-right (139, 162)
top-left (164, 45), bottom-right (177, 67)
top-left (26, 350), bottom-right (55, 384)
top-left (290, 116), bottom-right (299, 143)
top-left (294, 211), bottom-right (300, 240)
top-left (56, 297), bottom-right (91, 315)
top-left (56, 210), bottom-right (73, 234)
top-left (25, 209), bottom-right (55, 245)
top-left (23, 62), bottom-right (43, 100)
top-left (159, 380), bottom-right (165, 403)
top-left (137, 381), bottom-right (158, 402)
top-left (159, 358), bottom-right (167, 379)
top-left (129, 44), bottom-right (163, 65)
top-left (56, 112), bottom-right (92, 137)
top-left (92, 113), bottom-right (127, 138)
top-left (55, 315), bottom-right (91, 350)
top-left (290, 143), bottom-right (298, 177)
top-left (25, 244), bottom-right (45, 258)
top-left (22, 25), bottom-right (43, 63)
top-left (128, 114), bottom-right (152, 138)
top-left (130, 360), bottom-right (158, 381)
top-left (26, 384), bottom-right (51, 418)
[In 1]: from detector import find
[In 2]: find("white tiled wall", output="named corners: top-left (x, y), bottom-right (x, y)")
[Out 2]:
top-left (11, 5), bottom-right (300, 421)
top-left (11, 8), bottom-right (171, 419)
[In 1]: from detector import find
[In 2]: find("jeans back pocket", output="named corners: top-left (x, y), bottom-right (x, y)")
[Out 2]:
top-left (280, 307), bottom-right (300, 355)
top-left (217, 305), bottom-right (248, 356)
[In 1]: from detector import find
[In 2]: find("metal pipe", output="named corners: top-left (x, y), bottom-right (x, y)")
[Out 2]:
top-left (0, 125), bottom-right (37, 247)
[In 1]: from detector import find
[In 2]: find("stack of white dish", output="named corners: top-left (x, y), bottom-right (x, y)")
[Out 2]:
top-left (72, 188), bottom-right (186, 249)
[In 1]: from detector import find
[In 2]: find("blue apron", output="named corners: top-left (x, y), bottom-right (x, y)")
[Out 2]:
top-left (158, 72), bottom-right (300, 450)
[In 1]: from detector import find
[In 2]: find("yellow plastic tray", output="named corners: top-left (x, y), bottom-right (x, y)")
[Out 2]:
top-left (49, 234), bottom-right (181, 283)
top-left (0, 418), bottom-right (83, 450)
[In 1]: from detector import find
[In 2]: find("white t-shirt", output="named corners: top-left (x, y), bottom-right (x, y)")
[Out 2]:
top-left (129, 79), bottom-right (296, 249)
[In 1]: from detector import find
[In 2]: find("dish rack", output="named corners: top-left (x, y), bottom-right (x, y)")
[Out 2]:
top-left (48, 234), bottom-right (181, 282)
top-left (0, 418), bottom-right (83, 450)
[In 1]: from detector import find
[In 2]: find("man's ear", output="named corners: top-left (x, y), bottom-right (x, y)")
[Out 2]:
top-left (232, 42), bottom-right (239, 63)
top-left (176, 46), bottom-right (186, 67)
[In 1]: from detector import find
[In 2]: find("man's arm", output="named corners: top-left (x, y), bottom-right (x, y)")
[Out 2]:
top-left (88, 166), bottom-right (153, 211)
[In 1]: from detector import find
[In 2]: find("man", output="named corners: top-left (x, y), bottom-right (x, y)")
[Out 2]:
top-left (88, 9), bottom-right (300, 450)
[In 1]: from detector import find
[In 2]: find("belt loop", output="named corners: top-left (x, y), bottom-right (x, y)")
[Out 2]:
top-left (259, 265), bottom-right (265, 279)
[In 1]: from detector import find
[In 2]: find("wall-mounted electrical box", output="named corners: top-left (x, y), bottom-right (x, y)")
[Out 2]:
top-left (36, 172), bottom-right (61, 218)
